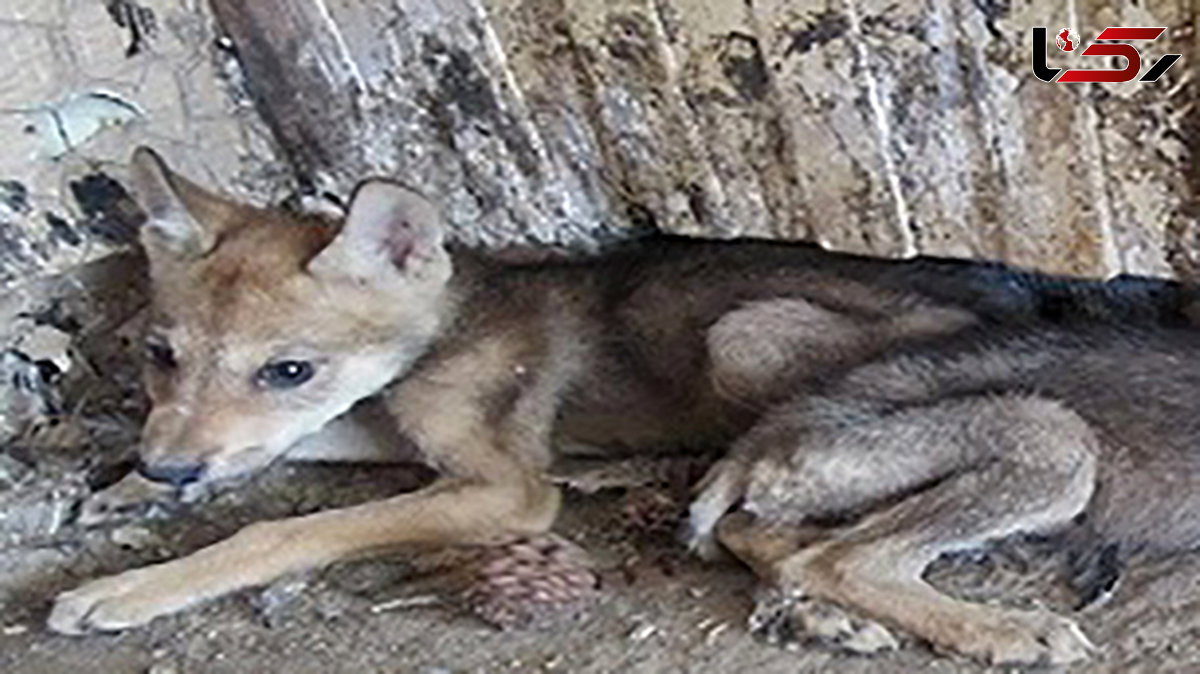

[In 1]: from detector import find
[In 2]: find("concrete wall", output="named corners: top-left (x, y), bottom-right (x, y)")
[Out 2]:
top-left (210, 0), bottom-right (1198, 277)
top-left (1, 1), bottom-right (1195, 287)
top-left (0, 0), bottom-right (1195, 439)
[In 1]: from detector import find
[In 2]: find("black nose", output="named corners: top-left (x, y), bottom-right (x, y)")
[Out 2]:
top-left (136, 459), bottom-right (205, 487)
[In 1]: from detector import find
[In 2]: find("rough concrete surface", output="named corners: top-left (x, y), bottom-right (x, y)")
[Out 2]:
top-left (209, 0), bottom-right (1198, 277)
top-left (0, 0), bottom-right (291, 287)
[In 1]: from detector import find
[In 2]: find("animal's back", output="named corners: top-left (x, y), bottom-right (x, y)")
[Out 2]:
top-left (501, 238), bottom-right (1198, 459)
top-left (596, 236), bottom-right (1199, 326)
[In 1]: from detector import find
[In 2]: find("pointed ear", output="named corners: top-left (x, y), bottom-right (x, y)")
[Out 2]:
top-left (129, 147), bottom-right (232, 258)
top-left (307, 180), bottom-right (446, 283)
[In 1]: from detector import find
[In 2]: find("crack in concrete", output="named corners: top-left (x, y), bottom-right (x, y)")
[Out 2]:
top-left (844, 0), bottom-right (915, 258)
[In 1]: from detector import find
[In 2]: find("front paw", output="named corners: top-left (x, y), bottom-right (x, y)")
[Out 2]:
top-left (954, 608), bottom-right (1096, 666)
top-left (48, 565), bottom-right (198, 635)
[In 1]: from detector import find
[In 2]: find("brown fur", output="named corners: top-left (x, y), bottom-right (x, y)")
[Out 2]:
top-left (46, 149), bottom-right (1199, 667)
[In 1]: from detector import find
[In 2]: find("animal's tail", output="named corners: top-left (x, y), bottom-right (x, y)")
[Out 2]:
top-left (886, 258), bottom-right (1199, 327)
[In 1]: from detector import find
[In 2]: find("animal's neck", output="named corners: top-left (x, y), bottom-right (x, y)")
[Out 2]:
top-left (446, 244), bottom-right (501, 283)
top-left (434, 245), bottom-right (514, 333)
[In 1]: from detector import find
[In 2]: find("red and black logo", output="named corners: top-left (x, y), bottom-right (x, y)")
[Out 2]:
top-left (1033, 26), bottom-right (1181, 83)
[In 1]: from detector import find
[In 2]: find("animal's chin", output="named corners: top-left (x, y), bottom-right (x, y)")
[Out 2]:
top-left (178, 445), bottom-right (284, 501)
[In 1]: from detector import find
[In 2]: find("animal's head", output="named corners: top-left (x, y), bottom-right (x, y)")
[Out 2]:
top-left (128, 148), bottom-right (452, 487)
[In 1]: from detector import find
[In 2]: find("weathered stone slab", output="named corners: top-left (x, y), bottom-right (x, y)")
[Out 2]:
top-left (207, 0), bottom-right (1195, 278)
top-left (0, 0), bottom-right (1195, 295)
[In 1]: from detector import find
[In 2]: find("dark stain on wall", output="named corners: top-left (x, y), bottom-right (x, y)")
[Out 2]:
top-left (0, 180), bottom-right (30, 215)
top-left (69, 173), bottom-right (144, 245)
top-left (785, 11), bottom-right (849, 57)
top-left (422, 34), bottom-right (541, 179)
top-left (45, 212), bottom-right (82, 247)
top-left (720, 32), bottom-right (770, 103)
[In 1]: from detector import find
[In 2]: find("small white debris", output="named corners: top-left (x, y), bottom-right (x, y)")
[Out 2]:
top-left (2, 624), bottom-right (28, 636)
top-left (704, 622), bottom-right (729, 646)
top-left (17, 325), bottom-right (73, 375)
top-left (628, 622), bottom-right (658, 642)
top-left (369, 595), bottom-right (441, 613)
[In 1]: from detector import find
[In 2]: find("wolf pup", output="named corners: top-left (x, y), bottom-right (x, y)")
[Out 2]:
top-left (694, 323), bottom-right (1200, 665)
top-left (47, 148), bottom-right (1192, 665)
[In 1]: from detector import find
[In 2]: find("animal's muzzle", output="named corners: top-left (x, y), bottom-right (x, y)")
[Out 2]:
top-left (136, 458), bottom-right (205, 487)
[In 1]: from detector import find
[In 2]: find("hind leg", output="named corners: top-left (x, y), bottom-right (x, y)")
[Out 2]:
top-left (688, 393), bottom-right (900, 557)
top-left (705, 297), bottom-right (974, 407)
top-left (691, 297), bottom-right (974, 555)
top-left (734, 395), bottom-right (1099, 665)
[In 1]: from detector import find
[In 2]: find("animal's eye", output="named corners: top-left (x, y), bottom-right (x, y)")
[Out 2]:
top-left (145, 337), bottom-right (177, 369)
top-left (256, 360), bottom-right (315, 389)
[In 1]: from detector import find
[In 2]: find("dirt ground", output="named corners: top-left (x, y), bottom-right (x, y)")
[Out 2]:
top-left (3, 441), bottom-right (1200, 674)
top-left (0, 292), bottom-right (1198, 673)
